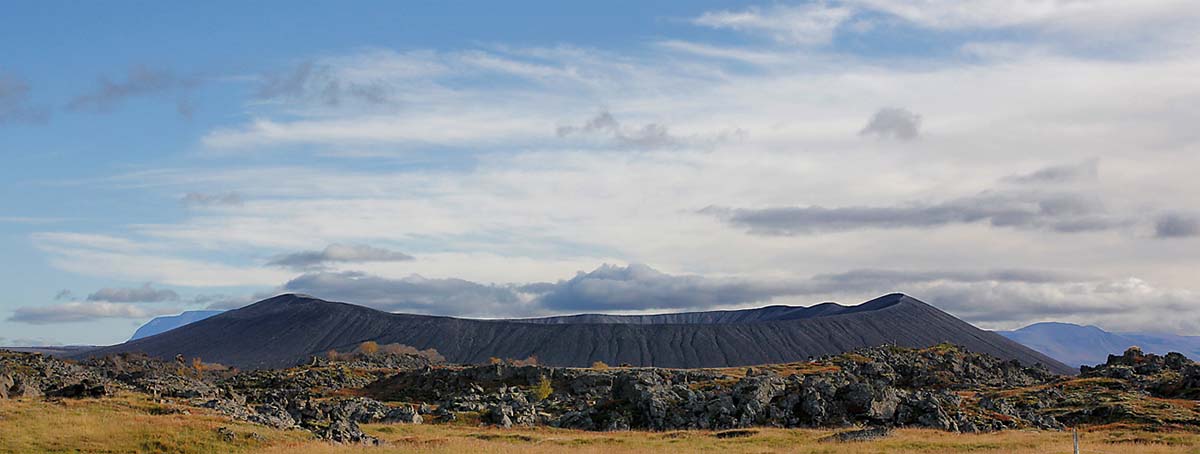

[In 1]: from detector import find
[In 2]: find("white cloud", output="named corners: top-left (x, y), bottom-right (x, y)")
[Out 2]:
top-left (848, 0), bottom-right (1200, 34)
top-left (692, 3), bottom-right (855, 46)
top-left (33, 232), bottom-right (291, 287)
top-left (9, 301), bottom-right (180, 324)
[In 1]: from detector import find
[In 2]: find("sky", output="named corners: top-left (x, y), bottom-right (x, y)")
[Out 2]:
top-left (2, 1), bottom-right (1199, 346)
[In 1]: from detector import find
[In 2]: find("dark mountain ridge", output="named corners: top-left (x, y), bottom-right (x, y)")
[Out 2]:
top-left (80, 293), bottom-right (1073, 374)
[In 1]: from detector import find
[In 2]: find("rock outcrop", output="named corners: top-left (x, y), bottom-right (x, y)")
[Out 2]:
top-left (0, 350), bottom-right (114, 399)
top-left (1080, 347), bottom-right (1200, 399)
top-left (366, 344), bottom-right (1069, 432)
top-left (6, 344), bottom-right (1198, 442)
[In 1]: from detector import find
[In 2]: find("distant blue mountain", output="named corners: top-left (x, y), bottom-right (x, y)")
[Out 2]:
top-left (130, 310), bottom-right (224, 341)
top-left (997, 322), bottom-right (1200, 369)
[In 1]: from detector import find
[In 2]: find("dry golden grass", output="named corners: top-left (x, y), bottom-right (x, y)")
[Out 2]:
top-left (260, 424), bottom-right (1200, 454)
top-left (3, 393), bottom-right (1199, 454)
top-left (0, 393), bottom-right (309, 453)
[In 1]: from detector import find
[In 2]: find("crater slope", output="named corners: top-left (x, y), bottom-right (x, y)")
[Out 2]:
top-left (81, 293), bottom-right (1074, 374)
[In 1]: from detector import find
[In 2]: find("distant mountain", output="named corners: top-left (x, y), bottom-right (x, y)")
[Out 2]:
top-left (81, 293), bottom-right (1073, 374)
top-left (997, 322), bottom-right (1200, 368)
top-left (129, 310), bottom-right (225, 341)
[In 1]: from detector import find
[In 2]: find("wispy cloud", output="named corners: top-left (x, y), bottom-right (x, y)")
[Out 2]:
top-left (257, 60), bottom-right (394, 106)
top-left (704, 190), bottom-right (1128, 235)
top-left (267, 243), bottom-right (415, 270)
top-left (1003, 159), bottom-right (1100, 184)
top-left (86, 283), bottom-right (179, 303)
top-left (0, 72), bottom-right (47, 124)
top-left (9, 301), bottom-right (179, 324)
top-left (66, 66), bottom-right (198, 114)
top-left (694, 1), bottom-right (1200, 51)
top-left (181, 192), bottom-right (245, 207)
top-left (556, 111), bottom-right (679, 149)
top-left (847, 0), bottom-right (1200, 36)
top-left (692, 3), bottom-right (855, 46)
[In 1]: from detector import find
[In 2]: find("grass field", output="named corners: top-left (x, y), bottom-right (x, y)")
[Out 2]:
top-left (1, 393), bottom-right (1197, 453)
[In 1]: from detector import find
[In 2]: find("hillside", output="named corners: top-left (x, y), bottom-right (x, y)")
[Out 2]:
top-left (81, 293), bottom-right (1073, 374)
top-left (997, 322), bottom-right (1200, 368)
top-left (129, 310), bottom-right (225, 341)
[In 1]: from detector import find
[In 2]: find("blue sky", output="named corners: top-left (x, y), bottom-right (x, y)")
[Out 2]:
top-left (3, 1), bottom-right (1199, 346)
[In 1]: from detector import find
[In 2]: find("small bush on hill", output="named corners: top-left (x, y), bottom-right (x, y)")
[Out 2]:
top-left (358, 341), bottom-right (379, 355)
top-left (533, 376), bottom-right (553, 401)
top-left (510, 355), bottom-right (538, 366)
top-left (378, 343), bottom-right (447, 363)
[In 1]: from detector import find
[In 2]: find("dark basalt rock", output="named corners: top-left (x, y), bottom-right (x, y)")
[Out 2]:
top-left (82, 353), bottom-right (221, 399)
top-left (0, 350), bottom-right (113, 399)
top-left (366, 344), bottom-right (1071, 433)
top-left (1081, 347), bottom-right (1200, 399)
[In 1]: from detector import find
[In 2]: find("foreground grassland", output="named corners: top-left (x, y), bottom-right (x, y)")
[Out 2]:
top-left (2, 393), bottom-right (1198, 454)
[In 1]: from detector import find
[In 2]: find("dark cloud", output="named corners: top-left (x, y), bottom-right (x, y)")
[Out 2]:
top-left (67, 66), bottom-right (198, 113)
top-left (282, 271), bottom-right (525, 316)
top-left (9, 301), bottom-right (178, 324)
top-left (859, 107), bottom-right (921, 141)
top-left (1004, 159), bottom-right (1099, 184)
top-left (557, 111), bottom-right (679, 149)
top-left (54, 289), bottom-right (74, 301)
top-left (0, 72), bottom-right (48, 124)
top-left (181, 192), bottom-right (245, 207)
top-left (86, 283), bottom-right (179, 303)
top-left (267, 244), bottom-right (415, 270)
top-left (1155, 213), bottom-right (1200, 238)
top-left (257, 61), bottom-right (393, 106)
top-left (703, 190), bottom-right (1128, 235)
top-left (532, 263), bottom-right (795, 312)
